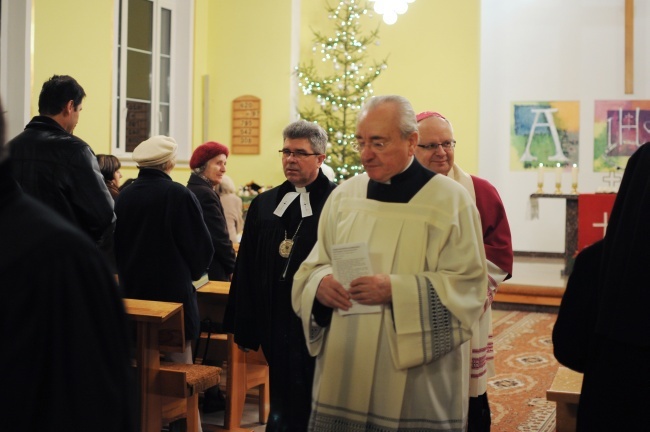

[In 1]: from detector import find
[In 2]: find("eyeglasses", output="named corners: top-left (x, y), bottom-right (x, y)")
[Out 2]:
top-left (279, 149), bottom-right (322, 159)
top-left (416, 140), bottom-right (456, 151)
top-left (351, 141), bottom-right (388, 153)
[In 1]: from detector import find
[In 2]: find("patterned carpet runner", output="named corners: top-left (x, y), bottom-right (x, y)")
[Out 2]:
top-left (489, 310), bottom-right (559, 431)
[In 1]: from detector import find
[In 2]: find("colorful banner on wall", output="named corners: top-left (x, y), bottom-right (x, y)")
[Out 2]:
top-left (510, 101), bottom-right (580, 171)
top-left (593, 100), bottom-right (650, 172)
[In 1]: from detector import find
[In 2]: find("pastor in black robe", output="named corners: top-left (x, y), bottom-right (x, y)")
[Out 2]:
top-left (0, 161), bottom-right (136, 431)
top-left (224, 169), bottom-right (335, 431)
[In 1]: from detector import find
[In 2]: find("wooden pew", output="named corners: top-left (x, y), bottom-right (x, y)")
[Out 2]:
top-left (123, 298), bottom-right (185, 432)
top-left (546, 366), bottom-right (583, 432)
top-left (197, 281), bottom-right (270, 431)
top-left (125, 298), bottom-right (224, 432)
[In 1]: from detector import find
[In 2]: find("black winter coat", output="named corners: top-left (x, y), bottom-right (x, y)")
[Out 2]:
top-left (115, 168), bottom-right (214, 340)
top-left (186, 173), bottom-right (236, 281)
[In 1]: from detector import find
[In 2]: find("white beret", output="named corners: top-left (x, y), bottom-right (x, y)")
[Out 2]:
top-left (132, 135), bottom-right (178, 167)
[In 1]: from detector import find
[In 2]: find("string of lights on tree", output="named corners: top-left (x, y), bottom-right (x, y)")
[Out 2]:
top-left (294, 0), bottom-right (388, 182)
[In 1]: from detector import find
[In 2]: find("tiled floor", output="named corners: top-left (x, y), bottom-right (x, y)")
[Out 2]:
top-left (202, 394), bottom-right (267, 431)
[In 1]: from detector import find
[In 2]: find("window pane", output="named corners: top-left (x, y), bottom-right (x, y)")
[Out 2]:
top-left (159, 57), bottom-right (170, 103)
top-left (126, 101), bottom-right (150, 152)
top-left (127, 0), bottom-right (152, 51)
top-left (159, 104), bottom-right (169, 136)
top-left (159, 8), bottom-right (171, 104)
top-left (160, 8), bottom-right (171, 55)
top-left (127, 50), bottom-right (151, 101)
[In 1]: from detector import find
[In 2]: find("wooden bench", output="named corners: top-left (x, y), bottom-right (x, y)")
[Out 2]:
top-left (160, 361), bottom-right (222, 432)
top-left (124, 298), bottom-right (185, 432)
top-left (546, 366), bottom-right (583, 432)
top-left (197, 281), bottom-right (270, 429)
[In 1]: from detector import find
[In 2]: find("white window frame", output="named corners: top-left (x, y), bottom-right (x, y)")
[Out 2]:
top-left (0, 0), bottom-right (31, 141)
top-left (112, 0), bottom-right (193, 164)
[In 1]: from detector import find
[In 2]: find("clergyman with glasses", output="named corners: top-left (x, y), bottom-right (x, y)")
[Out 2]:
top-left (223, 119), bottom-right (336, 431)
top-left (415, 111), bottom-right (513, 432)
top-left (292, 95), bottom-right (487, 431)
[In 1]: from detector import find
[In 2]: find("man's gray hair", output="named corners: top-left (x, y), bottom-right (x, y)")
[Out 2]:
top-left (359, 95), bottom-right (418, 139)
top-left (283, 120), bottom-right (328, 154)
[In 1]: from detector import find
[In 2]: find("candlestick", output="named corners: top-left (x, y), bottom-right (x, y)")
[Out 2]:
top-left (536, 163), bottom-right (544, 193)
top-left (571, 163), bottom-right (578, 194)
top-left (554, 163), bottom-right (562, 194)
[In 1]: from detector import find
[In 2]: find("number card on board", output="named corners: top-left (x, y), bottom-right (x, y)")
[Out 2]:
top-left (231, 95), bottom-right (261, 154)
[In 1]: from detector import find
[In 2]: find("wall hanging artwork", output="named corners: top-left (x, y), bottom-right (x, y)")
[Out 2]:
top-left (593, 100), bottom-right (650, 171)
top-left (511, 101), bottom-right (579, 172)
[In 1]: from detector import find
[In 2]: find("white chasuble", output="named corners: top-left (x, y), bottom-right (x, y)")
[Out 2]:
top-left (293, 173), bottom-right (487, 432)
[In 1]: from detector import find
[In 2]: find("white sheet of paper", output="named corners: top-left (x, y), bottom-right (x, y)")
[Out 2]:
top-left (332, 242), bottom-right (382, 316)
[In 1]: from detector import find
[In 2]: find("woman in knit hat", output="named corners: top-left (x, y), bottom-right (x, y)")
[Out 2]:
top-left (187, 141), bottom-right (236, 282)
top-left (114, 135), bottom-right (215, 429)
top-left (187, 141), bottom-right (237, 413)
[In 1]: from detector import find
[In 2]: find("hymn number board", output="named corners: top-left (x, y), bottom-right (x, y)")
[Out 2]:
top-left (231, 96), bottom-right (261, 154)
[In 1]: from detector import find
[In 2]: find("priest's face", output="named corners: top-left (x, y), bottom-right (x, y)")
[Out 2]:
top-left (415, 116), bottom-right (455, 176)
top-left (355, 102), bottom-right (417, 183)
top-left (282, 138), bottom-right (325, 188)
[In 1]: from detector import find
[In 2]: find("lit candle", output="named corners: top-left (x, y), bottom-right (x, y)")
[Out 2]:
top-left (537, 163), bottom-right (544, 184)
top-left (572, 163), bottom-right (578, 184)
top-left (555, 163), bottom-right (562, 184)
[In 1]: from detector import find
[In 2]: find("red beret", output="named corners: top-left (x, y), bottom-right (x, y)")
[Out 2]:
top-left (190, 141), bottom-right (230, 169)
top-left (416, 111), bottom-right (447, 122)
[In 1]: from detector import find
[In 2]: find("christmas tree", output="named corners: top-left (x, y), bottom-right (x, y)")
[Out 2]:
top-left (295, 0), bottom-right (387, 182)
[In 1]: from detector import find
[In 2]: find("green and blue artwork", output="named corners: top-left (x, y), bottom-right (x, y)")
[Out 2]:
top-left (511, 101), bottom-right (580, 172)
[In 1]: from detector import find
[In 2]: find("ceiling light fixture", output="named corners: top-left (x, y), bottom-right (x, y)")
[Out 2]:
top-left (369, 0), bottom-right (415, 25)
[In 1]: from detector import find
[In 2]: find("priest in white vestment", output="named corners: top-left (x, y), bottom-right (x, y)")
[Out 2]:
top-left (292, 95), bottom-right (488, 432)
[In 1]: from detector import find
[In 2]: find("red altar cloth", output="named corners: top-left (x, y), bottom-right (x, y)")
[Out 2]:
top-left (577, 193), bottom-right (617, 252)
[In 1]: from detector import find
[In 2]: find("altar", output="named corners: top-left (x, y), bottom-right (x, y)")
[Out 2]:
top-left (530, 194), bottom-right (578, 275)
top-left (530, 193), bottom-right (616, 275)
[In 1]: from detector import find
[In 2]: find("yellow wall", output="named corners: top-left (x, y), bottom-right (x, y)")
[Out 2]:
top-left (32, 0), bottom-right (115, 155)
top-left (199, 0), bottom-right (295, 189)
top-left (299, 0), bottom-right (481, 173)
top-left (30, 0), bottom-right (480, 188)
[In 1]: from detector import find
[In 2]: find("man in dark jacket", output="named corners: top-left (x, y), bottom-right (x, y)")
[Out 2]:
top-left (8, 75), bottom-right (115, 250)
top-left (224, 120), bottom-right (336, 431)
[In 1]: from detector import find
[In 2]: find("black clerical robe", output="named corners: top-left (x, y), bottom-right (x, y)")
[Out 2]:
top-left (224, 169), bottom-right (335, 432)
top-left (573, 142), bottom-right (650, 432)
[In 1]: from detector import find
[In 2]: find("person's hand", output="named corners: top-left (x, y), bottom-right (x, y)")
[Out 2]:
top-left (349, 274), bottom-right (392, 305)
top-left (316, 274), bottom-right (352, 311)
